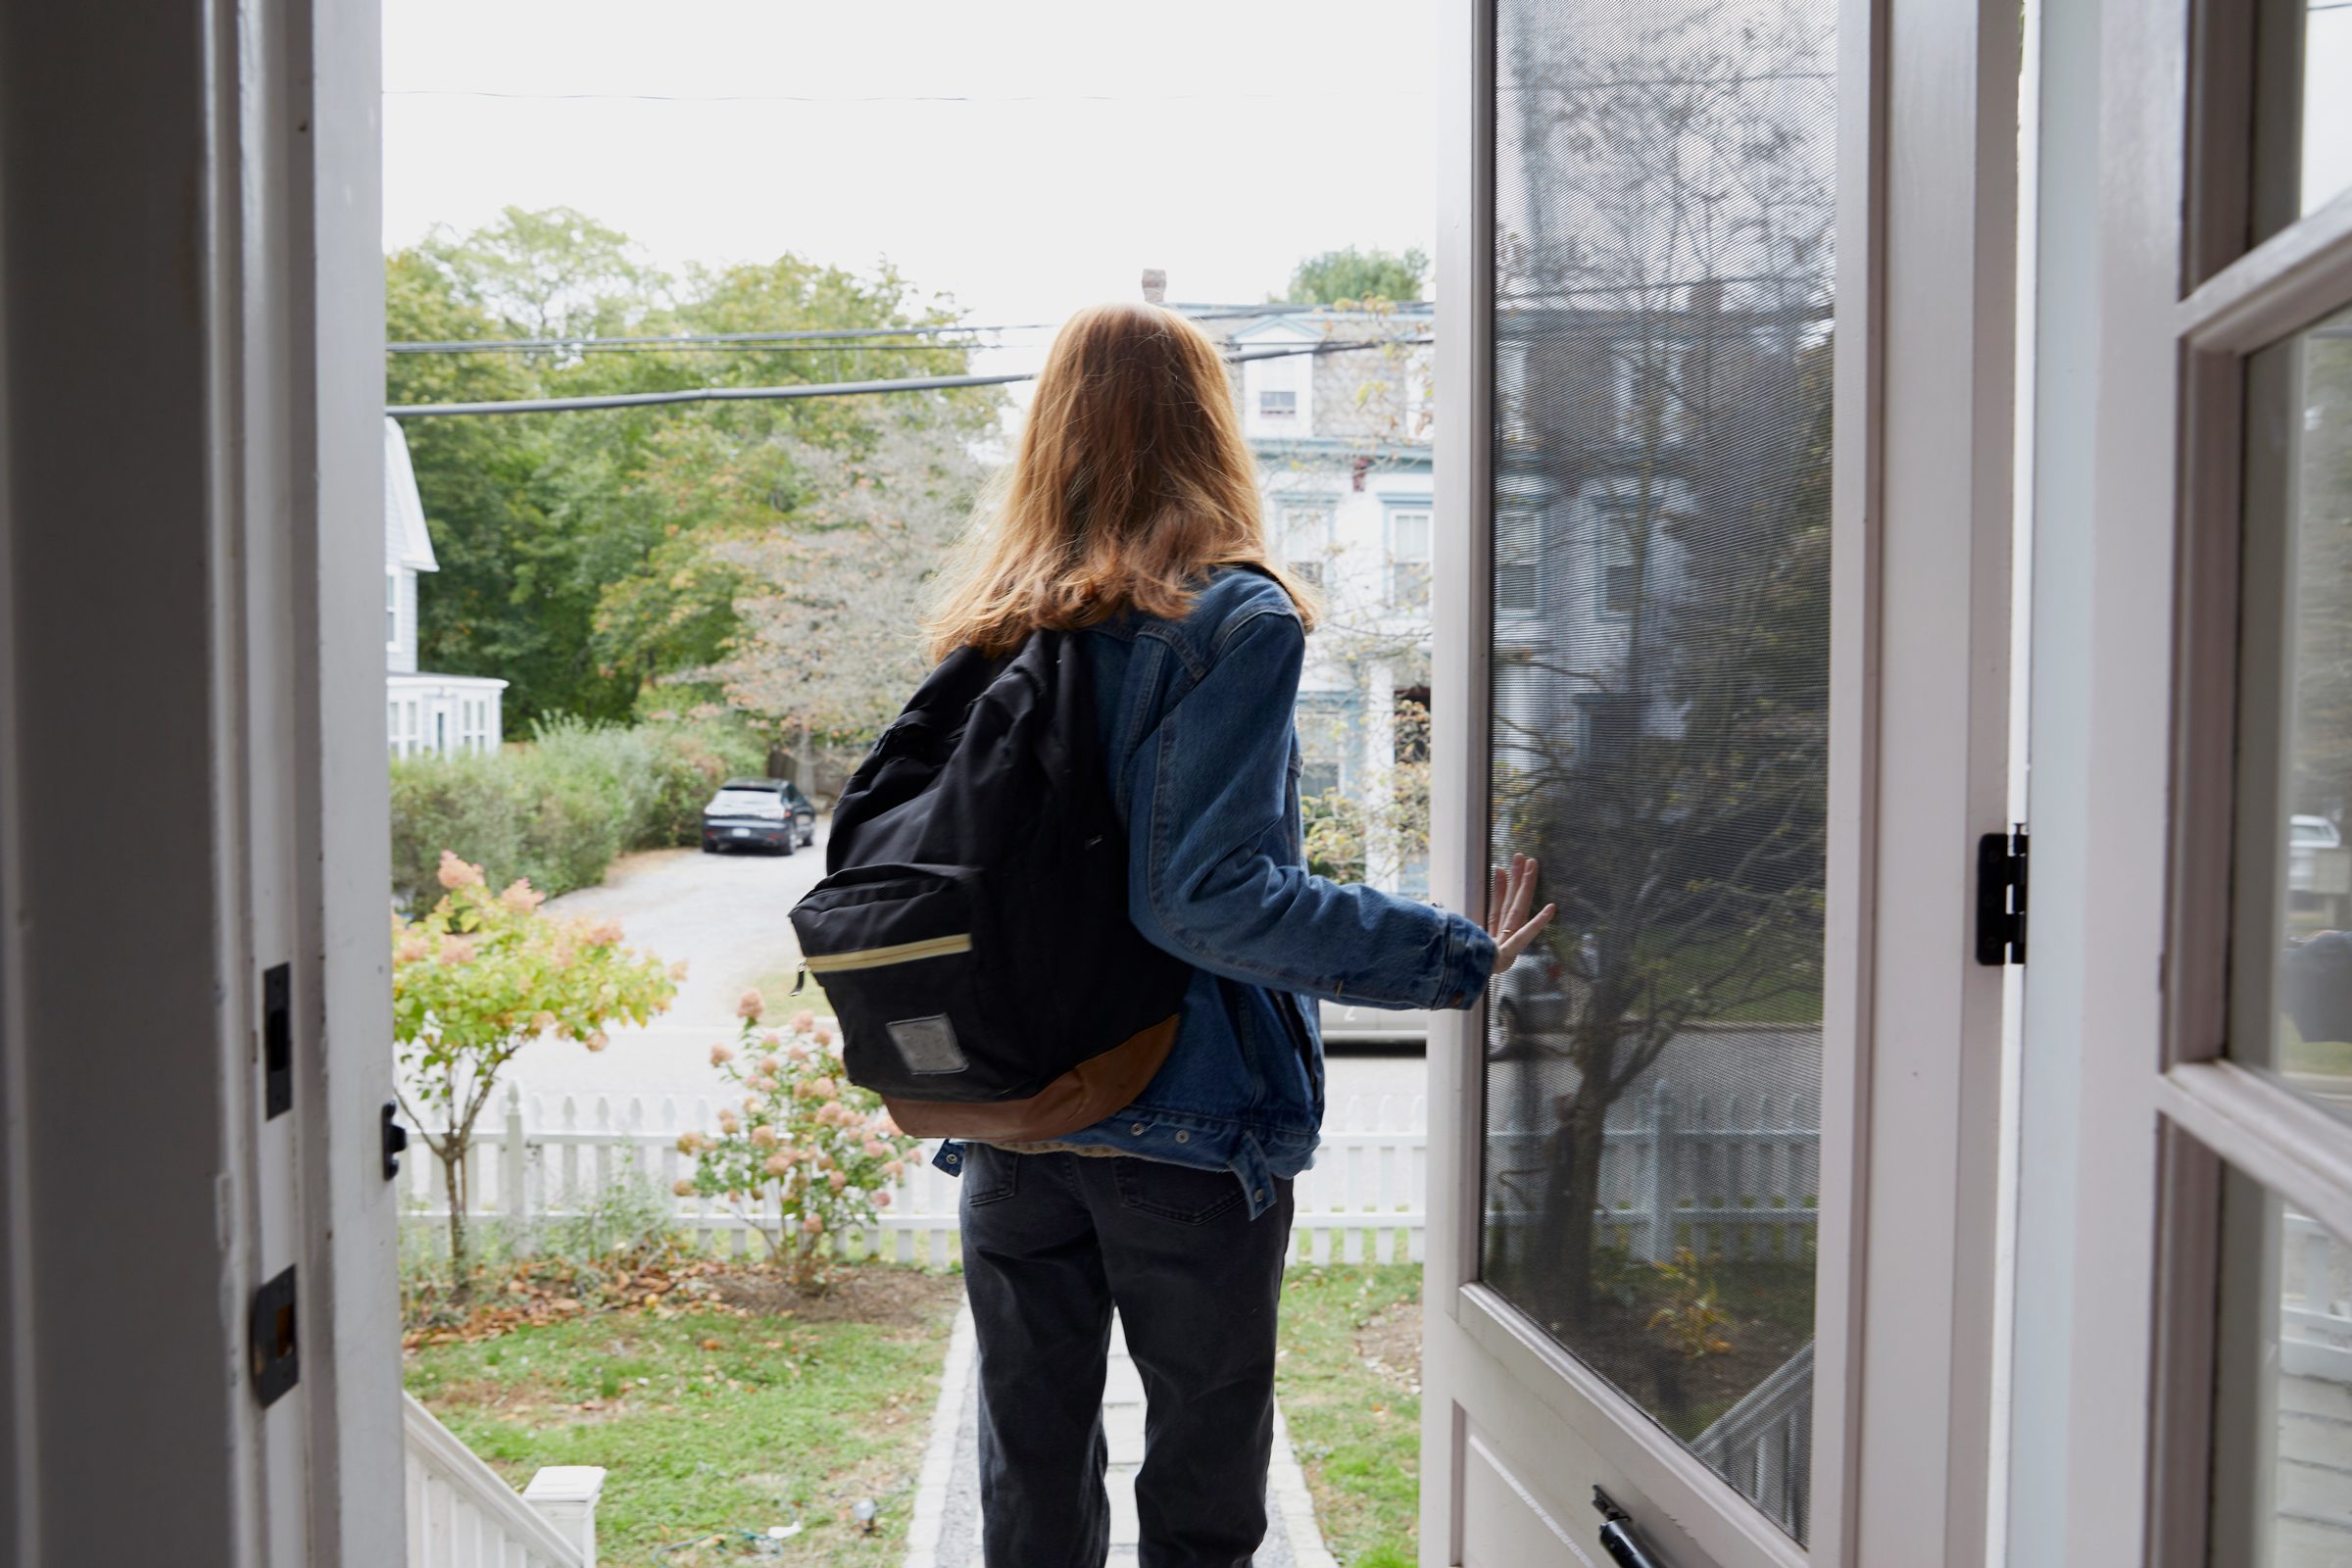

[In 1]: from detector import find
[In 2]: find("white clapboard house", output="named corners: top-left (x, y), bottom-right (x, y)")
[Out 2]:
top-left (384, 417), bottom-right (505, 758)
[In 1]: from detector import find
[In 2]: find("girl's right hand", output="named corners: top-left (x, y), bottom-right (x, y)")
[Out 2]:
top-left (1488, 854), bottom-right (1557, 974)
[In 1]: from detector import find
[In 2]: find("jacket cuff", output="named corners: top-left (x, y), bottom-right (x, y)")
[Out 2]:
top-left (1433, 914), bottom-right (1497, 1010)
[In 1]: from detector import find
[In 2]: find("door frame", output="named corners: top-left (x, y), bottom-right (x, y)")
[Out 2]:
top-left (2057, 0), bottom-right (2352, 1560)
top-left (0, 1), bottom-right (400, 1561)
top-left (1420, 0), bottom-right (2022, 1562)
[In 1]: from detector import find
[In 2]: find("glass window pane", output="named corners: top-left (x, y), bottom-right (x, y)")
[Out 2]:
top-left (2233, 305), bottom-right (2352, 1119)
top-left (1283, 506), bottom-right (1331, 587)
top-left (2253, 0), bottom-right (2352, 245)
top-left (2211, 1165), bottom-right (2352, 1566)
top-left (1483, 0), bottom-right (1836, 1544)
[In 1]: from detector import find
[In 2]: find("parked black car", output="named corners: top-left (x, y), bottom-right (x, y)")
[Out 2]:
top-left (700, 778), bottom-right (817, 855)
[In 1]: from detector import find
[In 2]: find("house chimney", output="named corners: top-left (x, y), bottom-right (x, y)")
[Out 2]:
top-left (1141, 269), bottom-right (1167, 305)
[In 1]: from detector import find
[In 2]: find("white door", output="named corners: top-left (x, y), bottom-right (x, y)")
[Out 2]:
top-left (2038, 1), bottom-right (2352, 1562)
top-left (1422, 0), bottom-right (2024, 1562)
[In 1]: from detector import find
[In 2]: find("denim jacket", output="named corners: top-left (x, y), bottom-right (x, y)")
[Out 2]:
top-left (935, 568), bottom-right (1496, 1217)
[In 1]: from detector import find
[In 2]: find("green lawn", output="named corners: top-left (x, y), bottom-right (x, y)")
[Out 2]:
top-left (1276, 1263), bottom-right (1424, 1568)
top-left (1641, 931), bottom-right (1824, 1025)
top-left (403, 1266), bottom-right (958, 1566)
top-left (743, 966), bottom-right (834, 1020)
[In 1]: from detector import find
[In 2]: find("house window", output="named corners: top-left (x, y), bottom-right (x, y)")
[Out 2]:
top-left (1495, 509), bottom-right (1541, 614)
top-left (1295, 696), bottom-right (1349, 800)
top-left (385, 570), bottom-right (399, 649)
top-left (1390, 510), bottom-right (1432, 612)
top-left (1282, 507), bottom-right (1332, 587)
top-left (386, 701), bottom-right (400, 756)
top-left (1259, 388), bottom-right (1298, 421)
top-left (1595, 503), bottom-right (1645, 616)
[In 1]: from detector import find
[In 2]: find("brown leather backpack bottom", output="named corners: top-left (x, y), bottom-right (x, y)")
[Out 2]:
top-left (881, 1014), bottom-right (1180, 1141)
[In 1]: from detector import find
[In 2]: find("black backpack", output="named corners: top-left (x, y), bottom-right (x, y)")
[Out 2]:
top-left (787, 629), bottom-right (1192, 1138)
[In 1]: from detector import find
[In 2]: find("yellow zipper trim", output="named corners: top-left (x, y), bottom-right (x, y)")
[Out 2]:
top-left (803, 933), bottom-right (973, 973)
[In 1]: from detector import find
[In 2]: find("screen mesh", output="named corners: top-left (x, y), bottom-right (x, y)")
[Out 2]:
top-left (1483, 0), bottom-right (1836, 1542)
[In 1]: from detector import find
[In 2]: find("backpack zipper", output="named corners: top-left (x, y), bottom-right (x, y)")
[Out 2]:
top-left (803, 933), bottom-right (974, 973)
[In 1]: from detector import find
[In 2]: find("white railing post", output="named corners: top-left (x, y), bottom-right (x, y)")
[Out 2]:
top-left (1644, 1080), bottom-right (1675, 1264)
top-left (502, 1085), bottom-right (527, 1235)
top-left (523, 1464), bottom-right (607, 1565)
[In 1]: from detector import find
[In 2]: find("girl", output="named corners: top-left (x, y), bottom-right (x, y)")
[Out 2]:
top-left (924, 302), bottom-right (1552, 1567)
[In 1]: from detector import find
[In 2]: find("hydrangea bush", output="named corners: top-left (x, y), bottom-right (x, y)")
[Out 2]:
top-left (394, 851), bottom-right (680, 1293)
top-left (676, 993), bottom-right (922, 1289)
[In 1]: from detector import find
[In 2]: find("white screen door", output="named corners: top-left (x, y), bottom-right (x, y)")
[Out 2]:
top-left (2044, 1), bottom-right (2352, 1563)
top-left (1423, 0), bottom-right (2024, 1562)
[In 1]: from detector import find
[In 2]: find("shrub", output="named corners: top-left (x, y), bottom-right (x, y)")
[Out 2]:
top-left (676, 995), bottom-right (922, 1290)
top-left (392, 852), bottom-right (680, 1295)
top-left (389, 717), bottom-right (765, 905)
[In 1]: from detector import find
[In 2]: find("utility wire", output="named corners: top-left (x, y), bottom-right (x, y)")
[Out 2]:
top-left (388, 322), bottom-right (1049, 353)
top-left (387, 337), bottom-right (1431, 419)
top-left (385, 305), bottom-right (1431, 356)
top-left (386, 86), bottom-right (1433, 105)
top-left (390, 333), bottom-right (1417, 362)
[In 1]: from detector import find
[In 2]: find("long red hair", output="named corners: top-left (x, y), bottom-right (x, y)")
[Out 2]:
top-left (924, 302), bottom-right (1318, 661)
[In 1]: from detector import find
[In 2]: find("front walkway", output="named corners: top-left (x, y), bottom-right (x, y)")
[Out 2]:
top-left (903, 1303), bottom-right (1338, 1568)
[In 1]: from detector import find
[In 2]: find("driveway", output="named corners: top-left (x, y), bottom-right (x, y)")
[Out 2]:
top-left (497, 829), bottom-right (829, 1100)
top-left (495, 821), bottom-right (1436, 1117)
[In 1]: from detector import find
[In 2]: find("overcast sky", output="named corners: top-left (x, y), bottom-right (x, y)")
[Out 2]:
top-left (383, 0), bottom-right (1440, 335)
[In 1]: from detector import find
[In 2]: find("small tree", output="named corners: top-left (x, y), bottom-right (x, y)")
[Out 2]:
top-left (392, 852), bottom-right (679, 1294)
top-left (675, 998), bottom-right (922, 1289)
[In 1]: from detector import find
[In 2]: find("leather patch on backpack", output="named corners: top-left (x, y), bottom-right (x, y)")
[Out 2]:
top-left (883, 1014), bottom-right (1179, 1141)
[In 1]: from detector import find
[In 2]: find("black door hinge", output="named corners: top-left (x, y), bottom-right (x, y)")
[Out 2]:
top-left (1592, 1488), bottom-right (1668, 1568)
top-left (1976, 823), bottom-right (2029, 966)
top-left (381, 1102), bottom-right (410, 1180)
top-left (249, 1265), bottom-right (299, 1407)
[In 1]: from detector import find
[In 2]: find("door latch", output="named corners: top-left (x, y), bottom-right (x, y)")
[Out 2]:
top-left (1592, 1488), bottom-right (1668, 1568)
top-left (1975, 822), bottom-right (2029, 966)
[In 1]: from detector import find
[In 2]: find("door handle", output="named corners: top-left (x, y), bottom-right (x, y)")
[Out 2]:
top-left (1592, 1488), bottom-right (1669, 1568)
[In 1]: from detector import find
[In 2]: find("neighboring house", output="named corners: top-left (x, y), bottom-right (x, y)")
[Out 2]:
top-left (384, 417), bottom-right (506, 759)
top-left (1198, 304), bottom-right (1437, 893)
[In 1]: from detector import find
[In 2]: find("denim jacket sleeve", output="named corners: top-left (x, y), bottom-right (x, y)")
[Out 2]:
top-left (1125, 603), bottom-right (1496, 1009)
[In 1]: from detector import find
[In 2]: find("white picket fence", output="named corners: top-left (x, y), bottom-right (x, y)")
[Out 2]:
top-left (398, 1089), bottom-right (1433, 1267)
top-left (399, 1079), bottom-right (1824, 1269)
top-left (1487, 1078), bottom-right (1821, 1264)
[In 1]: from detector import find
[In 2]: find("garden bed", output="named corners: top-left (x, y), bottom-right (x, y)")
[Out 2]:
top-left (403, 1258), bottom-right (961, 1565)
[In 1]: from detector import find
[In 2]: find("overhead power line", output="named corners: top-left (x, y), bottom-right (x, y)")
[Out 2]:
top-left (388, 322), bottom-right (1049, 353)
top-left (386, 86), bottom-right (1435, 105)
top-left (386, 337), bottom-right (1432, 419)
top-left (385, 305), bottom-right (1431, 357)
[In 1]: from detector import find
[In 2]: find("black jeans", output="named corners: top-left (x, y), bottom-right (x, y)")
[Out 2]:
top-left (957, 1145), bottom-right (1296, 1568)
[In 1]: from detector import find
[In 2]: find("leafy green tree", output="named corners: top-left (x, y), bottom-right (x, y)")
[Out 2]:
top-left (416, 205), bottom-right (662, 341)
top-left (1280, 245), bottom-right (1430, 305)
top-left (385, 213), bottom-right (1001, 729)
